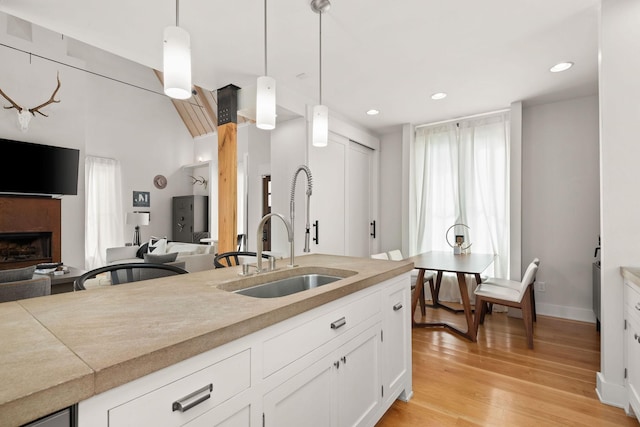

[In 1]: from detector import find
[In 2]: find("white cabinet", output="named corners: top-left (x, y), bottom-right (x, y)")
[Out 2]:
top-left (78, 273), bottom-right (412, 427)
top-left (309, 134), bottom-right (346, 255)
top-left (309, 134), bottom-right (375, 257)
top-left (625, 280), bottom-right (640, 417)
top-left (183, 391), bottom-right (253, 427)
top-left (336, 324), bottom-right (382, 427)
top-left (79, 349), bottom-right (252, 427)
top-left (263, 323), bottom-right (381, 427)
top-left (382, 279), bottom-right (411, 406)
top-left (262, 346), bottom-right (335, 427)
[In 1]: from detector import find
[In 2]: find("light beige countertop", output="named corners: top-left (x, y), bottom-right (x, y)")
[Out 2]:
top-left (0, 254), bottom-right (413, 427)
top-left (621, 267), bottom-right (640, 288)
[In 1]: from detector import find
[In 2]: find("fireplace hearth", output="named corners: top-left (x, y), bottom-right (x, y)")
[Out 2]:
top-left (0, 232), bottom-right (52, 265)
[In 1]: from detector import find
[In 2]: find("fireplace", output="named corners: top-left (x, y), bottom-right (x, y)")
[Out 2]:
top-left (0, 232), bottom-right (52, 266)
top-left (0, 196), bottom-right (61, 270)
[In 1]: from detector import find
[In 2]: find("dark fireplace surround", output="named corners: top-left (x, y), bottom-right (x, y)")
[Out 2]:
top-left (0, 196), bottom-right (61, 270)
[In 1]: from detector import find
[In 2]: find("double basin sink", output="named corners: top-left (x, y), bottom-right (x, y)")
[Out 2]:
top-left (217, 266), bottom-right (357, 298)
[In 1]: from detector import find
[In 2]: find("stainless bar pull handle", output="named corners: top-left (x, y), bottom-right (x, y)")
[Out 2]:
top-left (331, 317), bottom-right (346, 329)
top-left (312, 220), bottom-right (319, 244)
top-left (393, 303), bottom-right (403, 311)
top-left (172, 384), bottom-right (213, 413)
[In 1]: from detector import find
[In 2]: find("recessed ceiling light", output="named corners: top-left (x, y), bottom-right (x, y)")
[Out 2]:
top-left (550, 62), bottom-right (574, 73)
top-left (366, 109), bottom-right (379, 116)
top-left (431, 92), bottom-right (447, 100)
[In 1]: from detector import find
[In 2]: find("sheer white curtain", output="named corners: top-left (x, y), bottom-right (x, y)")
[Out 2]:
top-left (413, 112), bottom-right (510, 302)
top-left (85, 156), bottom-right (124, 269)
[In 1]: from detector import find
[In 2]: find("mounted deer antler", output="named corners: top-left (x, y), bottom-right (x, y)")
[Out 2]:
top-left (0, 72), bottom-right (61, 132)
top-left (189, 175), bottom-right (208, 189)
top-left (28, 73), bottom-right (61, 117)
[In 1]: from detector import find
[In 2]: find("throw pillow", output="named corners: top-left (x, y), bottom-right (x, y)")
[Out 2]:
top-left (0, 265), bottom-right (37, 283)
top-left (136, 242), bottom-right (149, 259)
top-left (148, 237), bottom-right (168, 254)
top-left (143, 252), bottom-right (178, 264)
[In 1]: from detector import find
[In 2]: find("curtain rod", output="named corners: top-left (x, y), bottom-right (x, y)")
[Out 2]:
top-left (415, 107), bottom-right (510, 130)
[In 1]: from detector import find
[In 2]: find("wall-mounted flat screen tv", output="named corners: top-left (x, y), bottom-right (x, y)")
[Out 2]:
top-left (0, 138), bottom-right (80, 195)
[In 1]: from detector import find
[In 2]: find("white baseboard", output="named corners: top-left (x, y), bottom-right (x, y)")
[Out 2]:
top-left (533, 302), bottom-right (597, 323)
top-left (596, 372), bottom-right (627, 409)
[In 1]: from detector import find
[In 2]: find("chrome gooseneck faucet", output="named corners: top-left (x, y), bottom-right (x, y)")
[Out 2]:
top-left (256, 212), bottom-right (294, 272)
top-left (290, 165), bottom-right (313, 253)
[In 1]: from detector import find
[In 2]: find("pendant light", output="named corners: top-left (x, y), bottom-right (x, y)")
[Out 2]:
top-left (256, 0), bottom-right (276, 130)
top-left (163, 0), bottom-right (192, 100)
top-left (311, 0), bottom-right (330, 147)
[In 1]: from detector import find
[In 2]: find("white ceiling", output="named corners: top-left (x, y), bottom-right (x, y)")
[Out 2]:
top-left (0, 0), bottom-right (599, 134)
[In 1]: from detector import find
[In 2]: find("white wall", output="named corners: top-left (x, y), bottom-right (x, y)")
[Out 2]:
top-left (81, 41), bottom-right (194, 246)
top-left (379, 129), bottom-right (403, 253)
top-left (246, 126), bottom-right (271, 252)
top-left (385, 98), bottom-right (598, 322)
top-left (0, 16), bottom-right (86, 268)
top-left (522, 95), bottom-right (600, 321)
top-left (597, 0), bottom-right (640, 409)
top-left (270, 117), bottom-right (307, 257)
top-left (0, 14), bottom-right (196, 268)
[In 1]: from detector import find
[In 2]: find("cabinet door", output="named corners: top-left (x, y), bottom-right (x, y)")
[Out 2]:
top-left (346, 141), bottom-right (373, 258)
top-left (336, 323), bottom-right (382, 427)
top-left (183, 391), bottom-right (253, 427)
top-left (309, 135), bottom-right (346, 255)
top-left (625, 294), bottom-right (640, 415)
top-left (107, 349), bottom-right (250, 427)
top-left (383, 281), bottom-right (410, 404)
top-left (263, 352), bottom-right (335, 427)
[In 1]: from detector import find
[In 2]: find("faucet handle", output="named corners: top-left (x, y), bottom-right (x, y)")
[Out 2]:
top-left (240, 263), bottom-right (255, 276)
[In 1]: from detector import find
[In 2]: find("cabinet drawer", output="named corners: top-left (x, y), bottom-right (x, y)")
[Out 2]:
top-left (263, 290), bottom-right (381, 377)
top-left (109, 349), bottom-right (250, 427)
top-left (625, 282), bottom-right (640, 321)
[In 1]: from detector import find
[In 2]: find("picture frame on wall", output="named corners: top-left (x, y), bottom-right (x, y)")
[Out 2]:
top-left (133, 191), bottom-right (150, 207)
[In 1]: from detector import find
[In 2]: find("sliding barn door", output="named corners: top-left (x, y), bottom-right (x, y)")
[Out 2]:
top-left (310, 135), bottom-right (374, 257)
top-left (309, 134), bottom-right (346, 255)
top-left (347, 141), bottom-right (373, 257)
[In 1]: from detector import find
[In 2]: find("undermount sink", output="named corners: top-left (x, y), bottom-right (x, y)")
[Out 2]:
top-left (234, 274), bottom-right (342, 298)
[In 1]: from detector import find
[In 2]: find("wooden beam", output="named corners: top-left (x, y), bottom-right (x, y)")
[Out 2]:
top-left (218, 123), bottom-right (237, 254)
top-left (154, 70), bottom-right (217, 137)
top-left (217, 85), bottom-right (240, 254)
top-left (195, 85), bottom-right (218, 129)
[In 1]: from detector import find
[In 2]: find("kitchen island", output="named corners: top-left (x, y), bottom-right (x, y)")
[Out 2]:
top-left (0, 254), bottom-right (413, 427)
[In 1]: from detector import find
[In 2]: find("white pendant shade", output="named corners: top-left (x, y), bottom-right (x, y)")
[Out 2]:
top-left (163, 26), bottom-right (192, 100)
top-left (312, 104), bottom-right (328, 147)
top-left (256, 75), bottom-right (276, 130)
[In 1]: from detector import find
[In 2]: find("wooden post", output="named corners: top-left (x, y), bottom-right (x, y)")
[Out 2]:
top-left (217, 85), bottom-right (240, 254)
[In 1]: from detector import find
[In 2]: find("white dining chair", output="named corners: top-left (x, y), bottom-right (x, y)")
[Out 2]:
top-left (387, 249), bottom-right (434, 318)
top-left (473, 260), bottom-right (539, 349)
top-left (370, 252), bottom-right (389, 260)
top-left (481, 258), bottom-right (540, 322)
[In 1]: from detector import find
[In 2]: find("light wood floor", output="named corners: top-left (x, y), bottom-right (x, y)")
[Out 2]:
top-left (376, 303), bottom-right (637, 427)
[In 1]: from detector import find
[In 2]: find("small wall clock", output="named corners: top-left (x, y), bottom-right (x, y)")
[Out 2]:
top-left (153, 174), bottom-right (167, 189)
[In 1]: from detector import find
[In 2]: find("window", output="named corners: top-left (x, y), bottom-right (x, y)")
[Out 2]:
top-left (85, 156), bottom-right (123, 269)
top-left (412, 112), bottom-right (510, 284)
